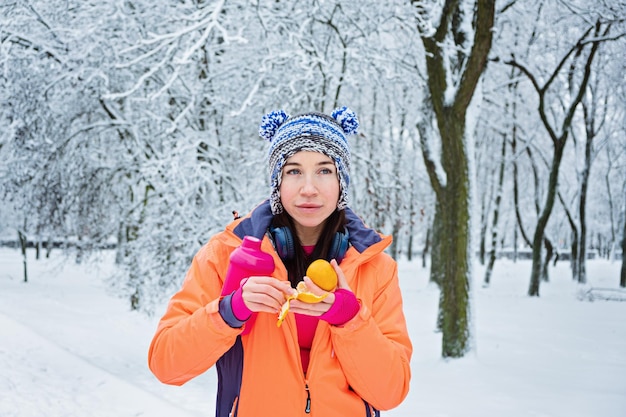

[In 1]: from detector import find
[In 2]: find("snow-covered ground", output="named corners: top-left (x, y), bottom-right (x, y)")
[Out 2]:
top-left (0, 248), bottom-right (624, 417)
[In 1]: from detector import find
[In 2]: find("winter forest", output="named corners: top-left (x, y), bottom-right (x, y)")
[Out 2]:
top-left (1, 0), bottom-right (625, 359)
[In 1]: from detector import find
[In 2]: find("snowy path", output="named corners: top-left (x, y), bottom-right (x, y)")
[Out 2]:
top-left (0, 250), bottom-right (214, 417)
top-left (0, 312), bottom-right (200, 417)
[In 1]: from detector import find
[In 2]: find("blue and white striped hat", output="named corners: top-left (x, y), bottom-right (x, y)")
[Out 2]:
top-left (259, 106), bottom-right (359, 215)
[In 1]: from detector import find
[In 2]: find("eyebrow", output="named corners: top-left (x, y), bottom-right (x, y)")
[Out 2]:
top-left (284, 160), bottom-right (334, 167)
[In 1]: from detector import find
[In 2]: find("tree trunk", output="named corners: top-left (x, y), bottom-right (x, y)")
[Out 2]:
top-left (422, 225), bottom-right (431, 269)
top-left (407, 191), bottom-right (415, 262)
top-left (18, 230), bottom-right (28, 283)
top-left (513, 227), bottom-right (518, 262)
top-left (619, 187), bottom-right (626, 288)
top-left (416, 0), bottom-right (495, 358)
top-left (390, 222), bottom-right (400, 260)
top-left (441, 175), bottom-right (471, 357)
top-left (45, 237), bottom-right (53, 258)
top-left (557, 189), bottom-right (580, 280)
top-left (576, 86), bottom-right (600, 283)
top-left (479, 192), bottom-right (488, 266)
top-left (528, 143), bottom-right (565, 296)
top-left (511, 134), bottom-right (532, 249)
top-left (604, 148), bottom-right (617, 261)
top-left (484, 132), bottom-right (507, 286)
top-left (541, 238), bottom-right (554, 282)
top-left (430, 203), bottom-right (444, 287)
top-left (577, 160), bottom-right (589, 283)
top-left (431, 155), bottom-right (472, 347)
top-left (437, 109), bottom-right (472, 357)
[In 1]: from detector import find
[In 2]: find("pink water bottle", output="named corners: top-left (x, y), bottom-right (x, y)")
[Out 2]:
top-left (222, 236), bottom-right (274, 334)
top-left (222, 236), bottom-right (274, 295)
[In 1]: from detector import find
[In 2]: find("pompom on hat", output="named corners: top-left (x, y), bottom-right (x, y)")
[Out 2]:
top-left (259, 106), bottom-right (359, 215)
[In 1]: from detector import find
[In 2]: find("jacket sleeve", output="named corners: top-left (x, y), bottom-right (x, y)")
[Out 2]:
top-left (329, 254), bottom-right (413, 410)
top-left (148, 239), bottom-right (242, 385)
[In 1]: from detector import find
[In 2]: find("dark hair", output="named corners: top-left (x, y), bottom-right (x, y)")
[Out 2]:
top-left (273, 209), bottom-right (346, 287)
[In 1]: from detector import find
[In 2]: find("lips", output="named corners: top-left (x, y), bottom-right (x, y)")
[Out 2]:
top-left (297, 203), bottom-right (321, 209)
top-left (296, 203), bottom-right (323, 213)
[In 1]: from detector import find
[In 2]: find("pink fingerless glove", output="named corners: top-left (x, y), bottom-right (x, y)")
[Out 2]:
top-left (319, 288), bottom-right (360, 326)
top-left (231, 278), bottom-right (253, 321)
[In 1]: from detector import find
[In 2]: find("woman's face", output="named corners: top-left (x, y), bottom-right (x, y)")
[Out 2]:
top-left (279, 151), bottom-right (340, 245)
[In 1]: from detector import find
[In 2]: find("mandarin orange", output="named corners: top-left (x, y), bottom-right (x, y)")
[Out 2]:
top-left (306, 259), bottom-right (338, 291)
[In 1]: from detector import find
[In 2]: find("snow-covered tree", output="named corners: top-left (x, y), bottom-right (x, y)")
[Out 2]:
top-left (412, 0), bottom-right (496, 358)
top-left (502, 1), bottom-right (624, 296)
top-left (1, 0), bottom-right (625, 352)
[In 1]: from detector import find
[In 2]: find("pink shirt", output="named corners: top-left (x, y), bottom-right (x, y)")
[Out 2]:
top-left (297, 246), bottom-right (320, 373)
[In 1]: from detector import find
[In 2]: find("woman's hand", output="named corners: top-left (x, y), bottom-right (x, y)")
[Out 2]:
top-left (241, 276), bottom-right (296, 314)
top-left (289, 259), bottom-right (350, 317)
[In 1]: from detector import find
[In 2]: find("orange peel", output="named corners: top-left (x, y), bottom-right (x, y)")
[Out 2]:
top-left (276, 260), bottom-right (337, 327)
top-left (276, 282), bottom-right (330, 327)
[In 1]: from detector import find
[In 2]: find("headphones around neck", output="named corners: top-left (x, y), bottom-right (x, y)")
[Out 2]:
top-left (269, 226), bottom-right (350, 264)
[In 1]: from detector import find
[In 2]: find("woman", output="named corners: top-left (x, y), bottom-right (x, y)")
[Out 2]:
top-left (148, 107), bottom-right (412, 417)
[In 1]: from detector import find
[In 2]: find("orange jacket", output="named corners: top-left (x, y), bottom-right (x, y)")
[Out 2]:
top-left (148, 202), bottom-right (412, 417)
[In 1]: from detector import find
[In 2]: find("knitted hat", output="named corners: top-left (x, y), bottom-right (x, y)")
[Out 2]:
top-left (259, 106), bottom-right (359, 215)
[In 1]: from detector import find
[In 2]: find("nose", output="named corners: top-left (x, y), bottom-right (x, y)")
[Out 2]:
top-left (300, 175), bottom-right (318, 196)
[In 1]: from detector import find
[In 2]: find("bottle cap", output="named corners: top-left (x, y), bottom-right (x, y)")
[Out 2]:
top-left (241, 236), bottom-right (262, 250)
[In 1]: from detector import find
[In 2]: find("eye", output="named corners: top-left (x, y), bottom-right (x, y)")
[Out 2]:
top-left (319, 167), bottom-right (333, 175)
top-left (285, 168), bottom-right (301, 175)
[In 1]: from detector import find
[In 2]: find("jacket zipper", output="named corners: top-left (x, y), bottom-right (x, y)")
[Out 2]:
top-left (304, 382), bottom-right (311, 413)
top-left (281, 311), bottom-right (311, 414)
top-left (303, 323), bottom-right (330, 415)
